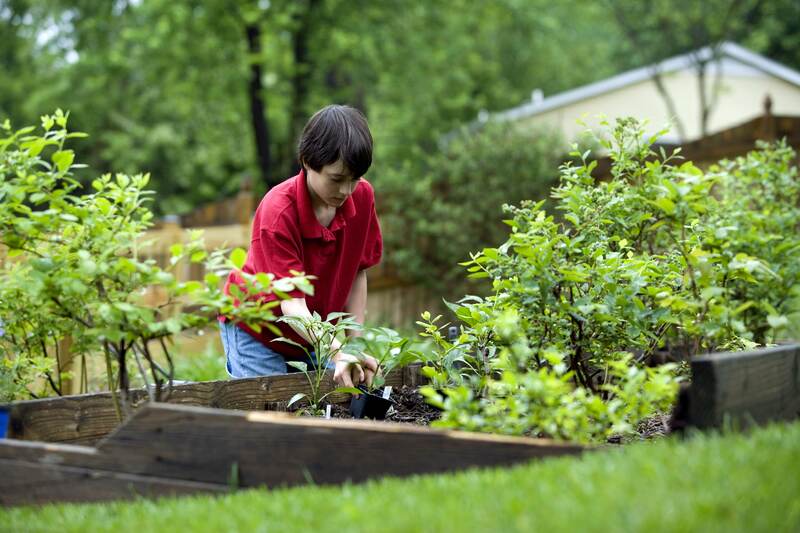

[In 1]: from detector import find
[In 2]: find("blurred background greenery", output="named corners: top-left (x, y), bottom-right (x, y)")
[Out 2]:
top-left (3, 0), bottom-right (797, 211)
top-left (5, 0), bottom-right (799, 290)
top-left (3, 1), bottom-right (800, 382)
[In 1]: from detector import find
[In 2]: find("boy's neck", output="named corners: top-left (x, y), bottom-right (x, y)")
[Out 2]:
top-left (305, 177), bottom-right (336, 227)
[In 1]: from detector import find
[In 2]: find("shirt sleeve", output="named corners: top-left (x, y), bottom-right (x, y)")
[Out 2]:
top-left (253, 227), bottom-right (307, 299)
top-left (359, 198), bottom-right (383, 271)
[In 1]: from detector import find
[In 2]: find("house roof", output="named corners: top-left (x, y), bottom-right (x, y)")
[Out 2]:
top-left (492, 42), bottom-right (800, 123)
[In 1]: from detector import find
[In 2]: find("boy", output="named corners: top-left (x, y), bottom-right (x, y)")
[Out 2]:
top-left (219, 105), bottom-right (382, 389)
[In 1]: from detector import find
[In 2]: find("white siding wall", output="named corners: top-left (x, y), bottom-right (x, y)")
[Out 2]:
top-left (515, 66), bottom-right (800, 144)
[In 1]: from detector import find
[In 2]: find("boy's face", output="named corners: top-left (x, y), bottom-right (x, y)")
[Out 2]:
top-left (305, 159), bottom-right (361, 209)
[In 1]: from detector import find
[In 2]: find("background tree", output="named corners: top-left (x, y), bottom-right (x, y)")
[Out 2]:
top-left (607, 0), bottom-right (800, 140)
top-left (380, 122), bottom-right (563, 296)
top-left (3, 0), bottom-right (799, 290)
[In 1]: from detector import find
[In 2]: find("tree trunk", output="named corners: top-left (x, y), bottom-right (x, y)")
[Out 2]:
top-left (245, 22), bottom-right (275, 189)
top-left (287, 0), bottom-right (320, 173)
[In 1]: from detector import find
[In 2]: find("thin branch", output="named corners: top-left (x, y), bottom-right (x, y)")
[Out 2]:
top-left (131, 340), bottom-right (154, 403)
top-left (158, 336), bottom-right (175, 402)
top-left (50, 296), bottom-right (93, 328)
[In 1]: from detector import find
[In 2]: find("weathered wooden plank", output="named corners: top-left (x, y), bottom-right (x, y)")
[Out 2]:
top-left (0, 458), bottom-right (228, 506)
top-left (688, 344), bottom-right (800, 429)
top-left (5, 389), bottom-right (151, 444)
top-left (4, 366), bottom-right (420, 444)
top-left (96, 403), bottom-right (585, 488)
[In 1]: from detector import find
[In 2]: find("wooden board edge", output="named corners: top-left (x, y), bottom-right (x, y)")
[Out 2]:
top-left (102, 402), bottom-right (587, 452)
top-left (692, 343), bottom-right (800, 364)
top-left (0, 458), bottom-right (229, 507)
top-left (688, 344), bottom-right (800, 429)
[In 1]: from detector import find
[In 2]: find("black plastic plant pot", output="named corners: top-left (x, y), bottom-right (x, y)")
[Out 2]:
top-left (0, 406), bottom-right (9, 439)
top-left (349, 386), bottom-right (392, 420)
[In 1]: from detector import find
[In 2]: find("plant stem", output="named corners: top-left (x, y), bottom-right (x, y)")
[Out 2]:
top-left (104, 341), bottom-right (122, 422)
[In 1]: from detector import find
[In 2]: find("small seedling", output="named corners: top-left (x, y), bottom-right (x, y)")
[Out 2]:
top-left (277, 312), bottom-right (361, 415)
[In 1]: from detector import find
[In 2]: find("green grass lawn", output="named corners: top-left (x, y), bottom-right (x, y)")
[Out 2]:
top-left (3, 422), bottom-right (799, 533)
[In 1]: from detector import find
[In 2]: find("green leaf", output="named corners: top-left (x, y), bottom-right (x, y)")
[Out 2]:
top-left (52, 150), bottom-right (75, 173)
top-left (732, 301), bottom-right (755, 315)
top-left (190, 250), bottom-right (207, 262)
top-left (231, 248), bottom-right (247, 269)
top-left (767, 315), bottom-right (789, 329)
top-left (651, 197), bottom-right (676, 215)
top-left (23, 138), bottom-right (46, 157)
top-left (113, 302), bottom-right (137, 313)
top-left (287, 393), bottom-right (307, 407)
top-left (333, 386), bottom-right (363, 396)
top-left (286, 361), bottom-right (308, 373)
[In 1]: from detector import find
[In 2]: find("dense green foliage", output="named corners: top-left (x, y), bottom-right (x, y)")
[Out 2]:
top-left (0, 0), bottom-right (625, 212)
top-left (414, 119), bottom-right (799, 442)
top-left (3, 422), bottom-right (798, 532)
top-left (381, 122), bottom-right (563, 290)
top-left (2, 0), bottom-right (798, 284)
top-left (0, 114), bottom-right (311, 405)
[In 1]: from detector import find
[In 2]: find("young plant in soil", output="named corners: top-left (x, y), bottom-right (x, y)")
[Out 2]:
top-left (415, 311), bottom-right (475, 406)
top-left (276, 312), bottom-right (362, 416)
top-left (346, 326), bottom-right (422, 418)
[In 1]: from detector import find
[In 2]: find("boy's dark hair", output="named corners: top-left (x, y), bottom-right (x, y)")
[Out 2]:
top-left (297, 105), bottom-right (373, 178)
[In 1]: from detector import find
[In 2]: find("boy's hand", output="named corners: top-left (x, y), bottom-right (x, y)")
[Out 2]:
top-left (332, 352), bottom-right (378, 389)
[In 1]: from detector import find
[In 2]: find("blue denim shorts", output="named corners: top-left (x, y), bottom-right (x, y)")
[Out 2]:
top-left (219, 321), bottom-right (332, 378)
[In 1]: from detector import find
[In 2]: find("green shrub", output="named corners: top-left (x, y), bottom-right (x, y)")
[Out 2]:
top-left (0, 112), bottom-right (311, 409)
top-left (380, 122), bottom-right (563, 293)
top-left (420, 118), bottom-right (800, 442)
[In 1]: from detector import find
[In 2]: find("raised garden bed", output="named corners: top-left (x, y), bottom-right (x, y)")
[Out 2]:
top-left (1, 345), bottom-right (798, 507)
top-left (3, 364), bottom-right (427, 445)
top-left (0, 402), bottom-right (585, 506)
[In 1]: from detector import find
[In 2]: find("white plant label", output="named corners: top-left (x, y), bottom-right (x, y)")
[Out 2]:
top-left (382, 386), bottom-right (392, 399)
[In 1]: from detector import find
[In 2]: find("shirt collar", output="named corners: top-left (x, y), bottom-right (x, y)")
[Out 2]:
top-left (296, 169), bottom-right (357, 241)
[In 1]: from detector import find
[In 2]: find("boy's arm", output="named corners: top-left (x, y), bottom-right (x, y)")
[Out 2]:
top-left (344, 269), bottom-right (368, 337)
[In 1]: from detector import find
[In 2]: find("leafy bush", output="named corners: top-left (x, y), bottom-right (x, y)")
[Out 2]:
top-left (425, 309), bottom-right (678, 443)
top-left (0, 112), bottom-right (311, 409)
top-left (419, 118), bottom-right (800, 442)
top-left (380, 122), bottom-right (563, 292)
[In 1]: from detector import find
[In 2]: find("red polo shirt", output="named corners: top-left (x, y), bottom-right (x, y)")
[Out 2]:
top-left (223, 169), bottom-right (382, 358)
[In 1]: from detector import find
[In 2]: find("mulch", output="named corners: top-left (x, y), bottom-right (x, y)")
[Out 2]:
top-left (317, 386), bottom-right (441, 425)
top-left (385, 386), bottom-right (442, 426)
top-left (606, 412), bottom-right (673, 444)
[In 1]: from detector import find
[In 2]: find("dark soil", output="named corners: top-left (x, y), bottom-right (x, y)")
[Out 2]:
top-left (288, 386), bottom-right (441, 424)
top-left (606, 412), bottom-right (673, 444)
top-left (287, 387), bottom-right (672, 443)
top-left (384, 386), bottom-right (442, 426)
